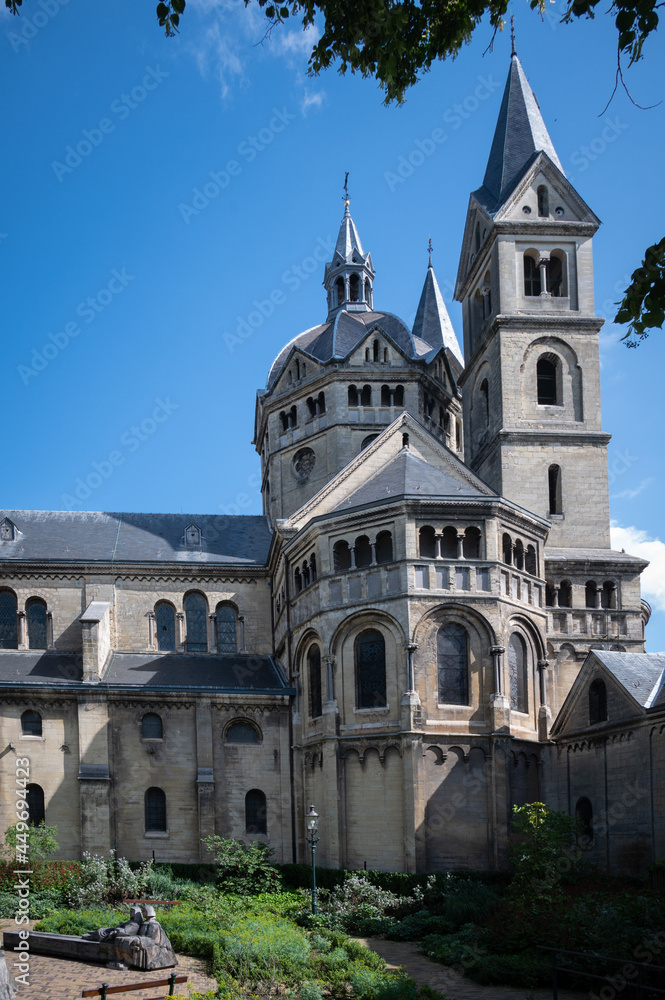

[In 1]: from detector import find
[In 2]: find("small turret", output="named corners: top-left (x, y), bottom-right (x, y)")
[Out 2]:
top-left (323, 186), bottom-right (374, 321)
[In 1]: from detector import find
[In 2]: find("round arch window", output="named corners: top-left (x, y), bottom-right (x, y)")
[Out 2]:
top-left (293, 448), bottom-right (316, 482)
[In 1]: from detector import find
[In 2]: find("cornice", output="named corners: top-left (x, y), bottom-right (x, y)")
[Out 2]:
top-left (0, 564), bottom-right (269, 583)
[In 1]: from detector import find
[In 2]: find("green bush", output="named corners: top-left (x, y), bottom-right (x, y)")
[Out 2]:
top-left (0, 889), bottom-right (68, 920)
top-left (421, 924), bottom-right (480, 967)
top-left (35, 905), bottom-right (121, 935)
top-left (202, 836), bottom-right (281, 894)
top-left (471, 952), bottom-right (547, 988)
top-left (387, 911), bottom-right (453, 941)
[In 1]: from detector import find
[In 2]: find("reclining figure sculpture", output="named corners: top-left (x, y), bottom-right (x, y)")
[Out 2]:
top-left (82, 905), bottom-right (177, 970)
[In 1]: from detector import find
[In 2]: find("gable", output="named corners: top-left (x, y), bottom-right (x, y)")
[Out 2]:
top-left (551, 651), bottom-right (655, 737)
top-left (494, 154), bottom-right (600, 226)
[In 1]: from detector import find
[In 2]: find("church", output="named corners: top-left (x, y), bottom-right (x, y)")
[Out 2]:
top-left (1, 51), bottom-right (663, 877)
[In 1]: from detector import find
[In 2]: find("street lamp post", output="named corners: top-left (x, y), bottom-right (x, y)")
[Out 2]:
top-left (305, 804), bottom-right (319, 915)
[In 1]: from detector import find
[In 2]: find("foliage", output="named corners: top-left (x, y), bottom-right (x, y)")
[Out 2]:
top-left (509, 802), bottom-right (580, 906)
top-left (3, 822), bottom-right (58, 862)
top-left (202, 836), bottom-right (281, 895)
top-left (35, 905), bottom-right (121, 935)
top-left (66, 851), bottom-right (153, 907)
top-left (0, 859), bottom-right (81, 892)
top-left (615, 236), bottom-right (665, 344)
top-left (0, 888), bottom-right (67, 920)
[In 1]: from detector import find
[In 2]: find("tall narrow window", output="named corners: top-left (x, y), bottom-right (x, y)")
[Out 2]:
top-left (355, 629), bottom-right (386, 709)
top-left (375, 531), bottom-right (393, 564)
top-left (26, 784), bottom-right (45, 826)
top-left (437, 624), bottom-right (469, 705)
top-left (245, 789), bottom-right (267, 834)
top-left (360, 384), bottom-right (372, 406)
top-left (184, 592), bottom-right (208, 652)
top-left (26, 599), bottom-right (47, 650)
top-left (537, 186), bottom-right (549, 217)
top-left (524, 255), bottom-right (541, 296)
top-left (317, 391), bottom-right (326, 414)
top-left (419, 526), bottom-right (437, 559)
top-left (141, 713), bottom-right (163, 739)
top-left (308, 645), bottom-right (322, 718)
top-left (333, 540), bottom-right (351, 572)
top-left (537, 357), bottom-right (559, 405)
top-left (145, 787), bottom-right (167, 832)
top-left (525, 545), bottom-right (537, 576)
top-left (381, 385), bottom-right (391, 406)
top-left (217, 605), bottom-right (237, 653)
top-left (155, 602), bottom-right (176, 652)
top-left (601, 581), bottom-right (616, 610)
top-left (394, 385), bottom-right (404, 406)
top-left (0, 589), bottom-right (18, 650)
top-left (558, 580), bottom-right (572, 608)
top-left (21, 710), bottom-right (42, 737)
top-left (349, 273), bottom-right (360, 302)
top-left (503, 534), bottom-right (513, 565)
top-left (514, 539), bottom-right (524, 570)
top-left (354, 535), bottom-right (372, 568)
top-left (585, 581), bottom-right (598, 609)
top-left (575, 797), bottom-right (593, 845)
top-left (548, 254), bottom-right (564, 297)
top-left (441, 526), bottom-right (458, 559)
top-left (463, 527), bottom-right (481, 559)
top-left (549, 465), bottom-right (562, 515)
top-left (509, 633), bottom-right (528, 713)
top-left (479, 379), bottom-right (489, 426)
top-left (335, 276), bottom-right (344, 306)
top-left (348, 385), bottom-right (359, 407)
top-left (373, 339), bottom-right (379, 362)
top-left (589, 679), bottom-right (607, 725)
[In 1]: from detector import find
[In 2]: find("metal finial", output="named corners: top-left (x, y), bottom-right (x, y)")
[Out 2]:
top-left (343, 171), bottom-right (349, 205)
top-left (510, 15), bottom-right (516, 57)
top-left (427, 237), bottom-right (433, 267)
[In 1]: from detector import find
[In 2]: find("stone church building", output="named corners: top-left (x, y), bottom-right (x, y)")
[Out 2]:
top-left (1, 53), bottom-right (661, 876)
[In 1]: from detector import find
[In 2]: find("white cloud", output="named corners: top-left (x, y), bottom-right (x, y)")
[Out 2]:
top-left (610, 523), bottom-right (665, 612)
top-left (270, 25), bottom-right (320, 63)
top-left (611, 477), bottom-right (654, 500)
top-left (301, 88), bottom-right (326, 115)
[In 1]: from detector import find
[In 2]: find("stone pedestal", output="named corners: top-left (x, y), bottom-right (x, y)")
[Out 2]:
top-left (490, 693), bottom-right (510, 734)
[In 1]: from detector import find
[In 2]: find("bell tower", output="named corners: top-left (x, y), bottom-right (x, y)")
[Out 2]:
top-left (454, 50), bottom-right (610, 550)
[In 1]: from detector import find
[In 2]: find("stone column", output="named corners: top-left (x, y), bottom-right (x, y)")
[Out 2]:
top-left (537, 658), bottom-right (551, 740)
top-left (490, 645), bottom-right (505, 695)
top-left (147, 612), bottom-right (155, 651)
top-left (370, 543), bottom-right (377, 565)
top-left (17, 612), bottom-right (26, 651)
top-left (46, 612), bottom-right (54, 649)
top-left (208, 613), bottom-right (217, 652)
top-left (489, 646), bottom-right (509, 733)
top-left (435, 532), bottom-right (443, 559)
top-left (456, 533), bottom-right (465, 559)
top-left (176, 612), bottom-right (185, 652)
top-left (238, 615), bottom-right (246, 653)
top-left (538, 257), bottom-right (550, 296)
top-left (323, 655), bottom-right (336, 708)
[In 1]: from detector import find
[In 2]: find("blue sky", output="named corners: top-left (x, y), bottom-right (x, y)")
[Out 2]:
top-left (1, 0), bottom-right (664, 649)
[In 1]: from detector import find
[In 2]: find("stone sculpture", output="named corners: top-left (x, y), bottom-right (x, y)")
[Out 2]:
top-left (0, 949), bottom-right (15, 1000)
top-left (81, 904), bottom-right (177, 970)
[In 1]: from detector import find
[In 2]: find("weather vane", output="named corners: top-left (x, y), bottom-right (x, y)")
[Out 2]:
top-left (510, 15), bottom-right (516, 57)
top-left (427, 237), bottom-right (433, 266)
top-left (343, 172), bottom-right (349, 203)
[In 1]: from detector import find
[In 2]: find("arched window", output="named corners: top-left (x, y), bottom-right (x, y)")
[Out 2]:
top-left (26, 784), bottom-right (45, 826)
top-left (245, 789), bottom-right (267, 835)
top-left (545, 582), bottom-right (556, 607)
top-left (537, 185), bottom-right (549, 217)
top-left (280, 411), bottom-right (289, 433)
top-left (335, 276), bottom-right (344, 306)
top-left (381, 384), bottom-right (391, 406)
top-left (437, 624), bottom-right (469, 705)
top-left (307, 645), bottom-right (322, 718)
top-left (307, 397), bottom-right (317, 418)
top-left (184, 592), bottom-right (208, 652)
top-left (474, 221), bottom-right (481, 252)
top-left (360, 384), bottom-right (372, 406)
top-left (548, 251), bottom-right (566, 297)
top-left (354, 535), bottom-right (372, 568)
top-left (348, 385), bottom-right (359, 407)
top-left (355, 629), bottom-right (386, 709)
top-left (145, 787), bottom-right (167, 832)
top-left (394, 385), bottom-right (404, 407)
top-left (310, 554), bottom-right (317, 582)
top-left (575, 797), bottom-right (593, 846)
top-left (295, 359), bottom-right (300, 380)
top-left (419, 526), bottom-right (437, 559)
top-left (585, 581), bottom-right (598, 609)
top-left (524, 254), bottom-right (541, 297)
top-left (26, 599), bottom-right (47, 650)
top-left (226, 720), bottom-right (260, 743)
top-left (549, 464), bottom-right (562, 515)
top-left (463, 527), bottom-right (481, 559)
top-left (333, 540), bottom-right (351, 572)
top-left (479, 379), bottom-right (489, 426)
top-left (537, 356), bottom-right (559, 405)
top-left (502, 533), bottom-right (513, 565)
top-left (21, 710), bottom-right (42, 737)
top-left (509, 633), bottom-right (528, 713)
top-left (360, 434), bottom-right (378, 451)
top-left (0, 589), bottom-right (18, 650)
top-left (317, 391), bottom-right (326, 415)
top-left (302, 561), bottom-right (310, 588)
top-left (155, 602), bottom-right (176, 652)
top-left (349, 273), bottom-right (360, 302)
top-left (375, 531), bottom-right (393, 564)
top-left (294, 567), bottom-right (302, 593)
top-left (289, 405), bottom-right (298, 428)
top-left (558, 580), bottom-right (572, 608)
top-left (601, 581), bottom-right (616, 610)
top-left (217, 604), bottom-right (238, 654)
top-left (589, 679), bottom-right (607, 725)
top-left (141, 713), bottom-right (163, 739)
top-left (514, 539), bottom-right (524, 570)
top-left (525, 545), bottom-right (537, 576)
top-left (440, 526), bottom-right (458, 559)
top-left (373, 339), bottom-right (379, 362)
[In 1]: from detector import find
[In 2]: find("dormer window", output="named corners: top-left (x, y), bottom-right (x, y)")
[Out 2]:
top-left (185, 523), bottom-right (202, 547)
top-left (0, 518), bottom-right (15, 541)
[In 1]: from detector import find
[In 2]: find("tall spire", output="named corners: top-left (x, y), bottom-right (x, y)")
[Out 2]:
top-left (413, 257), bottom-right (464, 367)
top-left (481, 53), bottom-right (563, 208)
top-left (324, 184), bottom-right (374, 320)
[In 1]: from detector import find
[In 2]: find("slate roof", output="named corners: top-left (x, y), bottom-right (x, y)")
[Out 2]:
top-left (266, 310), bottom-right (416, 389)
top-left (0, 511), bottom-right (272, 565)
top-left (0, 650), bottom-right (292, 693)
top-left (591, 650), bottom-right (665, 710)
top-left (473, 54), bottom-right (563, 215)
top-left (412, 264), bottom-right (464, 366)
top-left (334, 202), bottom-right (365, 258)
top-left (333, 449), bottom-right (493, 512)
top-left (545, 547), bottom-right (648, 568)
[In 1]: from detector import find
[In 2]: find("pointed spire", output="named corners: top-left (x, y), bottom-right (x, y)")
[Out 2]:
top-left (324, 182), bottom-right (374, 320)
top-left (413, 260), bottom-right (464, 366)
top-left (334, 198), bottom-right (365, 259)
top-left (481, 53), bottom-right (563, 207)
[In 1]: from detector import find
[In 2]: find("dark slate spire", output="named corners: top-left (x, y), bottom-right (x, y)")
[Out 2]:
top-left (412, 257), bottom-right (464, 366)
top-left (482, 54), bottom-right (563, 206)
top-left (324, 194), bottom-right (374, 320)
top-left (334, 199), bottom-right (365, 258)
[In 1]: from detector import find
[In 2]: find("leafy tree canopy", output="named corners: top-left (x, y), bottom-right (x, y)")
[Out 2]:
top-left (5, 0), bottom-right (662, 342)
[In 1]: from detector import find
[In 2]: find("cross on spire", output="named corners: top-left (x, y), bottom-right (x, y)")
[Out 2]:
top-left (427, 237), bottom-right (434, 267)
top-left (343, 171), bottom-right (349, 205)
top-left (510, 15), bottom-right (516, 57)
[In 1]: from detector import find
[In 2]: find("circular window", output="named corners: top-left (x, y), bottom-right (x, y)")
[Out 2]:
top-left (522, 205), bottom-right (532, 215)
top-left (555, 206), bottom-right (564, 217)
top-left (293, 447), bottom-right (316, 481)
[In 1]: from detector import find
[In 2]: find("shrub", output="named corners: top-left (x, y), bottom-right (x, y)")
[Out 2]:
top-left (35, 906), bottom-right (121, 935)
top-left (3, 822), bottom-right (59, 864)
top-left (509, 802), bottom-right (580, 905)
top-left (0, 889), bottom-right (68, 920)
top-left (66, 852), bottom-right (153, 906)
top-left (421, 924), bottom-right (481, 968)
top-left (202, 836), bottom-right (281, 894)
top-left (471, 952), bottom-right (547, 988)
